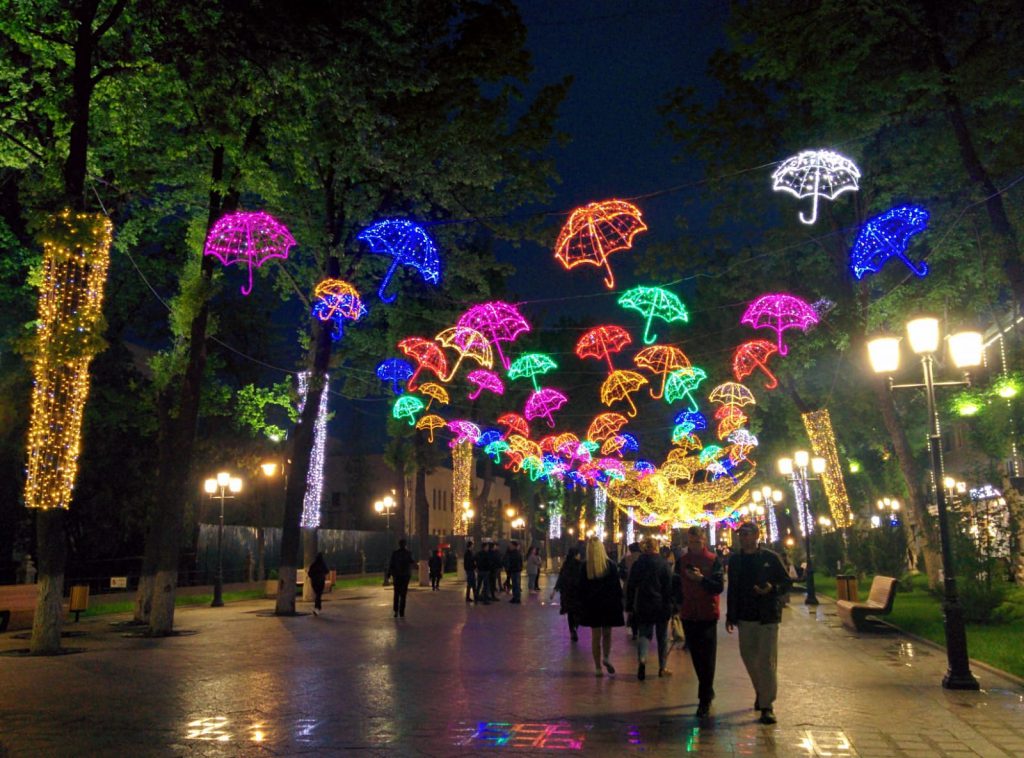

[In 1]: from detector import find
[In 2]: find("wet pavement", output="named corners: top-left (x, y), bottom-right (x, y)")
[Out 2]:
top-left (1, 577), bottom-right (1022, 757)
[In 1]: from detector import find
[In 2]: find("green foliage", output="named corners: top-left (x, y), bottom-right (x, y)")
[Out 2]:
top-left (235, 379), bottom-right (296, 440)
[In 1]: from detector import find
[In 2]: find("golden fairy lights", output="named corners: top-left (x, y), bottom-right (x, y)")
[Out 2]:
top-left (24, 210), bottom-right (113, 510)
top-left (801, 409), bottom-right (854, 528)
top-left (452, 440), bottom-right (473, 534)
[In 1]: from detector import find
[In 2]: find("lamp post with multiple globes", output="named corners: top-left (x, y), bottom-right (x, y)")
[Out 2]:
top-left (203, 472), bottom-right (243, 608)
top-left (777, 451), bottom-right (825, 605)
top-left (867, 316), bottom-right (981, 690)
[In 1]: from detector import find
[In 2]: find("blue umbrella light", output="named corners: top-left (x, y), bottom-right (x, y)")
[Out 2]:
top-left (850, 205), bottom-right (930, 280)
top-left (358, 219), bottom-right (442, 303)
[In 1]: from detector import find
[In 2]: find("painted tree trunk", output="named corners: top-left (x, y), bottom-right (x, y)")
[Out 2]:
top-left (30, 510), bottom-right (67, 654)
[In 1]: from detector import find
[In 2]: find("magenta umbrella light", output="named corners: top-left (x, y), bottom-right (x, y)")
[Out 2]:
top-left (204, 211), bottom-right (296, 295)
top-left (524, 388), bottom-right (569, 428)
top-left (457, 301), bottom-right (531, 371)
top-left (466, 369), bottom-right (504, 401)
top-left (740, 293), bottom-right (819, 356)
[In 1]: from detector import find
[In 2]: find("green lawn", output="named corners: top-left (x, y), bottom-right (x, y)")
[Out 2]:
top-left (809, 573), bottom-right (1024, 679)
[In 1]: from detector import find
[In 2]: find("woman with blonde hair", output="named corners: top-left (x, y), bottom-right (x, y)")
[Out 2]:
top-left (579, 537), bottom-right (625, 676)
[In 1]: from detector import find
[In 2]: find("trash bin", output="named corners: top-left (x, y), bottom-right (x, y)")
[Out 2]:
top-left (835, 574), bottom-right (858, 602)
top-left (69, 584), bottom-right (90, 622)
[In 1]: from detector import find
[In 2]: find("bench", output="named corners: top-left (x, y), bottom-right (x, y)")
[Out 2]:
top-left (836, 575), bottom-right (898, 631)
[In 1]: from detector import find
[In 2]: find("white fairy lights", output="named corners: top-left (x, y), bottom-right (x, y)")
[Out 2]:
top-left (297, 372), bottom-right (329, 528)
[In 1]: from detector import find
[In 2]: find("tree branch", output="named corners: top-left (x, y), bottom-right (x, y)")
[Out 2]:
top-left (93, 0), bottom-right (129, 40)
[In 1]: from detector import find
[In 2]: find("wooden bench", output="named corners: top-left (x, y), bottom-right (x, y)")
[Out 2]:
top-left (836, 575), bottom-right (898, 631)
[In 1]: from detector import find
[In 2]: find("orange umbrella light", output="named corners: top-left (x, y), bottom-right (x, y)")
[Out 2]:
top-left (397, 337), bottom-right (448, 390)
top-left (435, 326), bottom-right (493, 381)
top-left (417, 382), bottom-right (449, 410)
top-left (587, 412), bottom-right (629, 442)
top-left (713, 404), bottom-right (748, 422)
top-left (555, 199), bottom-right (647, 289)
top-left (716, 415), bottom-right (747, 440)
top-left (634, 345), bottom-right (691, 400)
top-left (601, 370), bottom-right (648, 418)
top-left (733, 339), bottom-right (779, 389)
top-left (497, 412), bottom-right (530, 439)
top-left (416, 414), bottom-right (446, 443)
top-left (576, 325), bottom-right (632, 374)
top-left (708, 381), bottom-right (756, 408)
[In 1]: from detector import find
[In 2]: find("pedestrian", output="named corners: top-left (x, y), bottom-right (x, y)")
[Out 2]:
top-left (551, 547), bottom-right (583, 641)
top-left (489, 542), bottom-right (502, 599)
top-left (464, 541), bottom-right (478, 603)
top-left (526, 546), bottom-right (543, 591)
top-left (475, 541), bottom-right (492, 603)
top-left (385, 538), bottom-right (416, 618)
top-left (622, 542), bottom-right (641, 639)
top-left (505, 541), bottom-right (524, 603)
top-left (428, 549), bottom-right (443, 591)
top-left (626, 537), bottom-right (674, 681)
top-left (676, 525), bottom-right (725, 718)
top-left (307, 552), bottom-right (329, 616)
top-left (726, 521), bottom-right (792, 725)
top-left (579, 536), bottom-right (624, 677)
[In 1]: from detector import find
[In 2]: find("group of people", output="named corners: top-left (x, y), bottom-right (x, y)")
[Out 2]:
top-left (462, 540), bottom-right (543, 604)
top-left (366, 520), bottom-right (793, 725)
top-left (551, 522), bottom-right (791, 724)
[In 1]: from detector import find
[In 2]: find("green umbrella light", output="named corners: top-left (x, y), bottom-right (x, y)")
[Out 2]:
top-left (618, 285), bottom-right (689, 345)
top-left (507, 352), bottom-right (559, 391)
top-left (393, 394), bottom-right (425, 426)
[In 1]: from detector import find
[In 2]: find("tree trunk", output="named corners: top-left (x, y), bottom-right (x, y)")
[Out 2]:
top-left (414, 432), bottom-right (430, 559)
top-left (29, 510), bottom-right (67, 654)
top-left (872, 380), bottom-right (942, 586)
top-left (146, 148), bottom-right (231, 635)
top-left (301, 528), bottom-right (318, 601)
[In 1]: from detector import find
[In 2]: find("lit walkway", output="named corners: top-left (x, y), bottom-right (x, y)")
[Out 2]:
top-left (1, 576), bottom-right (1022, 756)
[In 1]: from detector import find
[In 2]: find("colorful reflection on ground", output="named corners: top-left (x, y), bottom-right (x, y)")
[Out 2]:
top-left (450, 721), bottom-right (585, 750)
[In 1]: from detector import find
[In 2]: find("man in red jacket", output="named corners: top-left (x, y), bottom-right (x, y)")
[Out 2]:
top-left (676, 525), bottom-right (725, 719)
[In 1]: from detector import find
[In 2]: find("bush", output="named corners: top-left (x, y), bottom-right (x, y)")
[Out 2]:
top-left (992, 586), bottom-right (1024, 624)
top-left (954, 580), bottom-right (1009, 623)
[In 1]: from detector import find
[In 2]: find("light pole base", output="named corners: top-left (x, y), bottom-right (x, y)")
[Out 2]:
top-left (942, 670), bottom-right (980, 690)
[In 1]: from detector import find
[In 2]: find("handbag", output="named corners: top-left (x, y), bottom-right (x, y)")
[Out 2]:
top-left (670, 614), bottom-right (685, 643)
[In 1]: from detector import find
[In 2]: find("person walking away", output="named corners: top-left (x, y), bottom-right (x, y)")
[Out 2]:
top-left (676, 526), bottom-right (725, 718)
top-left (464, 541), bottom-right (478, 603)
top-left (488, 542), bottom-right (502, 599)
top-left (622, 542), bottom-right (641, 639)
top-left (726, 521), bottom-right (792, 725)
top-left (475, 541), bottom-right (492, 603)
top-left (385, 539), bottom-right (416, 618)
top-left (428, 549), bottom-right (443, 591)
top-left (307, 552), bottom-right (329, 616)
top-left (626, 537), bottom-right (674, 681)
top-left (506, 541), bottom-right (524, 603)
top-left (579, 537), bottom-right (625, 677)
top-left (526, 546), bottom-right (542, 592)
top-left (551, 548), bottom-right (583, 641)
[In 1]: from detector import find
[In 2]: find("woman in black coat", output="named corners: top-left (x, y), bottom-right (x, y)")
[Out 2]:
top-left (579, 537), bottom-right (624, 676)
top-left (307, 553), bottom-right (329, 616)
top-left (551, 547), bottom-right (583, 641)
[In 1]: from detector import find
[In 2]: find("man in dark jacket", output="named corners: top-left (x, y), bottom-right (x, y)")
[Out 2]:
top-left (626, 537), bottom-right (674, 681)
top-left (464, 541), bottom-right (477, 603)
top-left (385, 539), bottom-right (416, 618)
top-left (726, 521), bottom-right (792, 724)
top-left (676, 525), bottom-right (725, 718)
top-left (505, 541), bottom-right (524, 603)
top-left (475, 542), bottom-right (492, 603)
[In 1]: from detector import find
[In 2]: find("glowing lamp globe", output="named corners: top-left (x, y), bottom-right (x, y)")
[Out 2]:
top-left (794, 450), bottom-right (810, 468)
top-left (229, 477), bottom-right (243, 494)
top-left (906, 317), bottom-right (940, 355)
top-left (948, 331), bottom-right (983, 369)
top-left (204, 479), bottom-right (217, 494)
top-left (216, 471), bottom-right (231, 487)
top-left (778, 458), bottom-right (793, 476)
top-left (811, 457), bottom-right (826, 475)
top-left (867, 337), bottom-right (900, 374)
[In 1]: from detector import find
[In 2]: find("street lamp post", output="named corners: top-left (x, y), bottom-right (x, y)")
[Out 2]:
top-left (203, 472), bottom-right (243, 608)
top-left (374, 494), bottom-right (397, 545)
top-left (778, 451), bottom-right (826, 605)
top-left (868, 317), bottom-right (982, 690)
top-left (750, 485), bottom-right (784, 544)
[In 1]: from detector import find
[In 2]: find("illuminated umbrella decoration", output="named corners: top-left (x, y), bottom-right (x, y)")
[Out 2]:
top-left (357, 219), bottom-right (441, 303)
top-left (507, 353), bottom-right (558, 392)
top-left (634, 460), bottom-right (656, 478)
top-left (484, 439), bottom-right (511, 464)
top-left (733, 340), bottom-right (779, 390)
top-left (698, 445), bottom-right (725, 465)
top-left (457, 301), bottom-right (531, 371)
top-left (771, 149), bottom-right (860, 225)
top-left (671, 425), bottom-right (702, 449)
top-left (376, 358), bottom-right (414, 395)
top-left (664, 366), bottom-right (708, 411)
top-left (588, 412), bottom-right (629, 442)
top-left (728, 429), bottom-right (759, 449)
top-left (713, 404), bottom-right (748, 420)
top-left (524, 388), bottom-right (569, 428)
top-left (312, 279), bottom-right (366, 340)
top-left (709, 382), bottom-right (757, 408)
top-left (204, 211), bottom-right (297, 296)
top-left (673, 409), bottom-right (707, 433)
top-left (497, 412), bottom-right (530, 439)
top-left (554, 199), bottom-right (647, 289)
top-left (740, 293), bottom-right (818, 356)
top-left (521, 456), bottom-right (545, 481)
top-left (850, 204), bottom-right (930, 279)
top-left (435, 326), bottom-right (493, 381)
top-left (415, 414), bottom-right (446, 443)
top-left (392, 394), bottom-right (425, 426)
top-left (635, 345), bottom-right (691, 399)
top-left (554, 432), bottom-right (580, 455)
top-left (476, 429), bottom-right (503, 448)
top-left (418, 382), bottom-right (449, 410)
top-left (716, 415), bottom-right (747, 440)
top-left (466, 369), bottom-right (504, 400)
top-left (397, 338), bottom-right (448, 390)
top-left (618, 286), bottom-right (689, 345)
top-left (601, 370), bottom-right (648, 418)
top-left (576, 325), bottom-right (632, 374)
top-left (448, 420), bottom-right (481, 447)
top-left (602, 433), bottom-right (639, 457)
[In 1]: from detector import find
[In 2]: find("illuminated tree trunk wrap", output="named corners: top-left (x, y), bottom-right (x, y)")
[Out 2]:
top-left (801, 409), bottom-right (854, 528)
